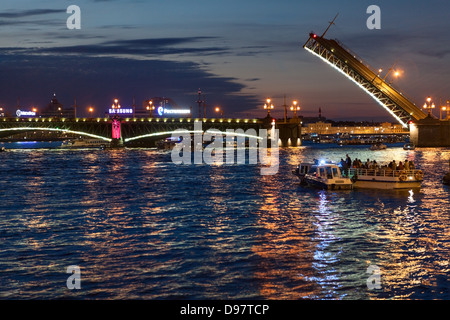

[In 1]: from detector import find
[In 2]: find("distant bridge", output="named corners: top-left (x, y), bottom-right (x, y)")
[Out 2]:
top-left (303, 33), bottom-right (428, 128)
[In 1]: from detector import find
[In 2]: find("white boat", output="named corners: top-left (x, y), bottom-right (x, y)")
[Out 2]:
top-left (349, 168), bottom-right (423, 189)
top-left (403, 143), bottom-right (415, 150)
top-left (294, 161), bottom-right (353, 190)
top-left (292, 162), bottom-right (314, 185)
top-left (61, 138), bottom-right (109, 149)
top-left (369, 143), bottom-right (387, 150)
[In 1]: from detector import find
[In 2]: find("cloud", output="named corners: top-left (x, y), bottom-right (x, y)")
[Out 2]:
top-left (0, 52), bottom-right (260, 117)
top-left (23, 36), bottom-right (230, 58)
top-left (0, 9), bottom-right (63, 19)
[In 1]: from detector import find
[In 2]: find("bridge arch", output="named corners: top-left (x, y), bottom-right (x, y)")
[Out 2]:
top-left (0, 127), bottom-right (112, 142)
top-left (124, 129), bottom-right (263, 143)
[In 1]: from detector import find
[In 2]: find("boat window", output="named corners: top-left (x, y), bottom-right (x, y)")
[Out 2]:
top-left (319, 168), bottom-right (326, 177)
top-left (326, 167), bottom-right (333, 179)
top-left (332, 167), bottom-right (339, 178)
top-left (308, 167), bottom-right (317, 174)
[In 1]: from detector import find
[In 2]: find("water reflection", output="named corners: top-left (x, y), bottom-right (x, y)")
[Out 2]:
top-left (0, 145), bottom-right (448, 299)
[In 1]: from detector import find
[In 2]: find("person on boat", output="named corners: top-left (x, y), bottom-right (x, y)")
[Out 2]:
top-left (409, 161), bottom-right (415, 170)
top-left (373, 160), bottom-right (379, 170)
top-left (340, 158), bottom-right (349, 176)
top-left (404, 160), bottom-right (410, 171)
top-left (390, 160), bottom-right (397, 171)
top-left (397, 161), bottom-right (404, 171)
top-left (346, 154), bottom-right (352, 168)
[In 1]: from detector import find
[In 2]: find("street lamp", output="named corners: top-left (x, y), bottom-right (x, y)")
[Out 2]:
top-left (445, 100), bottom-right (450, 120)
top-left (423, 96), bottom-right (435, 117)
top-left (263, 98), bottom-right (274, 116)
top-left (215, 106), bottom-right (223, 118)
top-left (146, 100), bottom-right (155, 116)
top-left (290, 100), bottom-right (300, 118)
top-left (88, 106), bottom-right (94, 117)
top-left (112, 98), bottom-right (121, 109)
top-left (441, 106), bottom-right (447, 120)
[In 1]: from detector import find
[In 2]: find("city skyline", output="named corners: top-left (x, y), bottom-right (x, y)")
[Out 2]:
top-left (1, 0), bottom-right (450, 121)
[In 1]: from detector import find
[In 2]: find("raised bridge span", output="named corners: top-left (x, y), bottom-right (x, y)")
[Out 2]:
top-left (303, 33), bottom-right (428, 128)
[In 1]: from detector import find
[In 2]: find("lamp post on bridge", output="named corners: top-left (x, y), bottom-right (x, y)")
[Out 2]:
top-left (440, 100), bottom-right (449, 120)
top-left (263, 98), bottom-right (274, 117)
top-left (423, 96), bottom-right (435, 117)
top-left (215, 106), bottom-right (223, 118)
top-left (146, 100), bottom-right (155, 117)
top-left (290, 100), bottom-right (300, 118)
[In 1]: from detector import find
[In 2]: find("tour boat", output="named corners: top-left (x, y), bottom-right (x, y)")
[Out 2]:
top-left (293, 161), bottom-right (353, 190)
top-left (60, 138), bottom-right (109, 149)
top-left (369, 143), bottom-right (387, 150)
top-left (349, 168), bottom-right (423, 189)
top-left (403, 143), bottom-right (415, 150)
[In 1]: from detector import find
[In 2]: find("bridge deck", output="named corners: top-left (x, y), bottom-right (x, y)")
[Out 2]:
top-left (304, 34), bottom-right (427, 125)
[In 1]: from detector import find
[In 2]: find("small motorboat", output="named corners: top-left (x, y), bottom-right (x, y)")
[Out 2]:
top-left (292, 162), bottom-right (315, 185)
top-left (294, 160), bottom-right (353, 190)
top-left (156, 136), bottom-right (182, 150)
top-left (369, 143), bottom-right (387, 150)
top-left (403, 143), bottom-right (415, 150)
top-left (0, 146), bottom-right (5, 152)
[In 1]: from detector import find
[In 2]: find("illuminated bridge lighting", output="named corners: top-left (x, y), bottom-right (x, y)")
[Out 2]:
top-left (0, 127), bottom-right (112, 142)
top-left (124, 130), bottom-right (263, 143)
top-left (124, 130), bottom-right (203, 143)
top-left (304, 46), bottom-right (409, 128)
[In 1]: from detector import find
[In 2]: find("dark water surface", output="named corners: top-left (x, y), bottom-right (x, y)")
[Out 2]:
top-left (0, 144), bottom-right (448, 299)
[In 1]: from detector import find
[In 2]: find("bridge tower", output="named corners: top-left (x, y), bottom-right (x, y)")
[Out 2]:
top-left (110, 98), bottom-right (124, 147)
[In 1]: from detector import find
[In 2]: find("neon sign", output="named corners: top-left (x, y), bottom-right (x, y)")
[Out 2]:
top-left (109, 108), bottom-right (133, 114)
top-left (16, 110), bottom-right (36, 117)
top-left (157, 107), bottom-right (190, 116)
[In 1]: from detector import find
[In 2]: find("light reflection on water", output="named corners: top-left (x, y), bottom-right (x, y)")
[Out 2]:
top-left (0, 144), bottom-right (448, 299)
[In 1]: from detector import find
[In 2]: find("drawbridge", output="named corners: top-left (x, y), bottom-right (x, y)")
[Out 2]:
top-left (303, 32), bottom-right (427, 128)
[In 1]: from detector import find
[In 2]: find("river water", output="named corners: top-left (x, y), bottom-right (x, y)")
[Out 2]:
top-left (0, 142), bottom-right (448, 299)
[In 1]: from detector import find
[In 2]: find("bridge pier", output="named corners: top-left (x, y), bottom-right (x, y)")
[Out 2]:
top-left (277, 120), bottom-right (302, 147)
top-left (410, 117), bottom-right (450, 147)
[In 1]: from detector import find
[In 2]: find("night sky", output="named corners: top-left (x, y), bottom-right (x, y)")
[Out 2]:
top-left (1, 0), bottom-right (450, 121)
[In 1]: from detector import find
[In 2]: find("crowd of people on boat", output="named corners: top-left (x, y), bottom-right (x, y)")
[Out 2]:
top-left (338, 154), bottom-right (416, 175)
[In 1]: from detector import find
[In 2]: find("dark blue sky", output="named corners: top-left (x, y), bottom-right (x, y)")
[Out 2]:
top-left (1, 0), bottom-right (450, 121)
